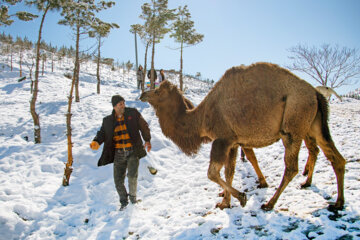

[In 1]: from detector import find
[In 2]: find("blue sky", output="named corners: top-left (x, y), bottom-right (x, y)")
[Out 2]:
top-left (2, 0), bottom-right (360, 94)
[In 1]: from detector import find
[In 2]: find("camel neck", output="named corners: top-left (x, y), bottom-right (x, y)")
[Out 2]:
top-left (157, 107), bottom-right (203, 156)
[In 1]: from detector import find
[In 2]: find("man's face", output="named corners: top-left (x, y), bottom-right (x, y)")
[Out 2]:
top-left (114, 101), bottom-right (125, 116)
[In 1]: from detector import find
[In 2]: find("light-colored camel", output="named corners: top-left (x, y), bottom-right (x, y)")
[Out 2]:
top-left (140, 62), bottom-right (346, 211)
top-left (316, 86), bottom-right (342, 102)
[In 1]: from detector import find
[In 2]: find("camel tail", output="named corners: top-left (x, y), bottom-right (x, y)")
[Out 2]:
top-left (316, 91), bottom-right (332, 142)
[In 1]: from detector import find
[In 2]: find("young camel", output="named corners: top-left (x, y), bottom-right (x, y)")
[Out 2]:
top-left (316, 86), bottom-right (343, 102)
top-left (140, 62), bottom-right (346, 211)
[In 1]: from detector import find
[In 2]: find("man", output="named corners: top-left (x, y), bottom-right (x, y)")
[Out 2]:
top-left (147, 69), bottom-right (157, 81)
top-left (136, 65), bottom-right (144, 90)
top-left (90, 95), bottom-right (151, 210)
top-left (158, 69), bottom-right (165, 83)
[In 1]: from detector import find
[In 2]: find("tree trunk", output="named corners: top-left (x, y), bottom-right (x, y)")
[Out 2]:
top-left (51, 54), bottom-right (54, 72)
top-left (10, 48), bottom-right (13, 71)
top-left (19, 50), bottom-right (23, 77)
top-left (150, 33), bottom-right (156, 89)
top-left (31, 5), bottom-right (49, 144)
top-left (63, 69), bottom-right (76, 186)
top-left (42, 55), bottom-right (45, 76)
top-left (142, 41), bottom-right (150, 92)
top-left (134, 30), bottom-right (138, 71)
top-left (180, 40), bottom-right (183, 91)
top-left (96, 36), bottom-right (101, 94)
top-left (74, 24), bottom-right (80, 102)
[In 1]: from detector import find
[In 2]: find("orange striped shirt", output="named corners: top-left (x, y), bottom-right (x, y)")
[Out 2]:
top-left (113, 116), bottom-right (133, 150)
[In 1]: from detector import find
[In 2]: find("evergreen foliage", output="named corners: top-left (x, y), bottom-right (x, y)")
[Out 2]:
top-left (59, 0), bottom-right (116, 101)
top-left (0, 0), bottom-right (38, 26)
top-left (170, 5), bottom-right (203, 91)
top-left (140, 0), bottom-right (175, 89)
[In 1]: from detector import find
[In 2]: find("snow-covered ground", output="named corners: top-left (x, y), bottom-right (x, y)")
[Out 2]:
top-left (0, 54), bottom-right (359, 240)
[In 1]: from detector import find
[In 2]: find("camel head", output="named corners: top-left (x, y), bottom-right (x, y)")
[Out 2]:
top-left (140, 80), bottom-right (204, 155)
top-left (139, 80), bottom-right (188, 114)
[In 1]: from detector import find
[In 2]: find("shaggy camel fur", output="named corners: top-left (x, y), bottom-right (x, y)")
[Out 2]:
top-left (140, 62), bottom-right (346, 211)
top-left (181, 95), bottom-right (322, 190)
top-left (182, 95), bottom-right (268, 189)
top-left (316, 86), bottom-right (343, 102)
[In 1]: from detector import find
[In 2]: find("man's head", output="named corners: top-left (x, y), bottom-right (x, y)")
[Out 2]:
top-left (112, 95), bottom-right (125, 116)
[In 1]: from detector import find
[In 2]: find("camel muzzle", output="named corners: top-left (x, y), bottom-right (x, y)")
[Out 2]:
top-left (139, 90), bottom-right (154, 102)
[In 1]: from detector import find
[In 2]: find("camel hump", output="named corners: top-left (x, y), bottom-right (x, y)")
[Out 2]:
top-left (222, 62), bottom-right (292, 76)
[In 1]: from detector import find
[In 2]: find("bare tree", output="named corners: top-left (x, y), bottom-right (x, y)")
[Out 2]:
top-left (287, 44), bottom-right (360, 89)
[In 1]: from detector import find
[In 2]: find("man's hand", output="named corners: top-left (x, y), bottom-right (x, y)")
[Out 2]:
top-left (144, 141), bottom-right (151, 152)
top-left (90, 141), bottom-right (100, 150)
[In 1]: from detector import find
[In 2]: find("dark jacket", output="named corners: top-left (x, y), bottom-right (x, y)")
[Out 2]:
top-left (93, 107), bottom-right (151, 166)
top-left (137, 69), bottom-right (144, 82)
top-left (147, 69), bottom-right (157, 80)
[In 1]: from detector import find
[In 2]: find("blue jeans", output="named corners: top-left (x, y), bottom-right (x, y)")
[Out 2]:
top-left (113, 150), bottom-right (139, 205)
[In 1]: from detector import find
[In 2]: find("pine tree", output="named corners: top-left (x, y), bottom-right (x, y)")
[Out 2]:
top-left (1, 0), bottom-right (38, 26)
top-left (89, 18), bottom-right (119, 94)
top-left (26, 0), bottom-right (69, 144)
top-left (130, 24), bottom-right (152, 92)
top-left (60, 0), bottom-right (116, 186)
top-left (140, 0), bottom-right (175, 89)
top-left (59, 0), bottom-right (116, 102)
top-left (14, 36), bottom-right (24, 77)
top-left (170, 5), bottom-right (203, 91)
top-left (3, 34), bottom-right (14, 71)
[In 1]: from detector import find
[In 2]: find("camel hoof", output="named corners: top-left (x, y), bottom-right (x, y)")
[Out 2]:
top-left (300, 182), bottom-right (311, 189)
top-left (216, 202), bottom-right (230, 210)
top-left (328, 203), bottom-right (344, 212)
top-left (237, 192), bottom-right (247, 207)
top-left (258, 182), bottom-right (268, 189)
top-left (261, 203), bottom-right (273, 211)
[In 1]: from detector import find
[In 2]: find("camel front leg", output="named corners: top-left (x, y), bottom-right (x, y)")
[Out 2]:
top-left (261, 138), bottom-right (302, 211)
top-left (208, 139), bottom-right (246, 209)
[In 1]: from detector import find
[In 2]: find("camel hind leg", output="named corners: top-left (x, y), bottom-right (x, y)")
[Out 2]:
top-left (242, 148), bottom-right (268, 188)
top-left (301, 135), bottom-right (320, 188)
top-left (312, 91), bottom-right (346, 210)
top-left (208, 139), bottom-right (246, 209)
top-left (311, 126), bottom-right (346, 210)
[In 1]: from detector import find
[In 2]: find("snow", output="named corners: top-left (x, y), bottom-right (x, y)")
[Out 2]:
top-left (1, 51), bottom-right (360, 240)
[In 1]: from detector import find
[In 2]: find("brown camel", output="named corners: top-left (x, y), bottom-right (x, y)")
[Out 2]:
top-left (182, 95), bottom-right (268, 189)
top-left (140, 62), bottom-right (346, 211)
top-left (182, 95), bottom-right (320, 190)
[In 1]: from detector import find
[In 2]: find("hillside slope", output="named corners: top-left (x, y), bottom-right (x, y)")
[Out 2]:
top-left (0, 56), bottom-right (359, 240)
